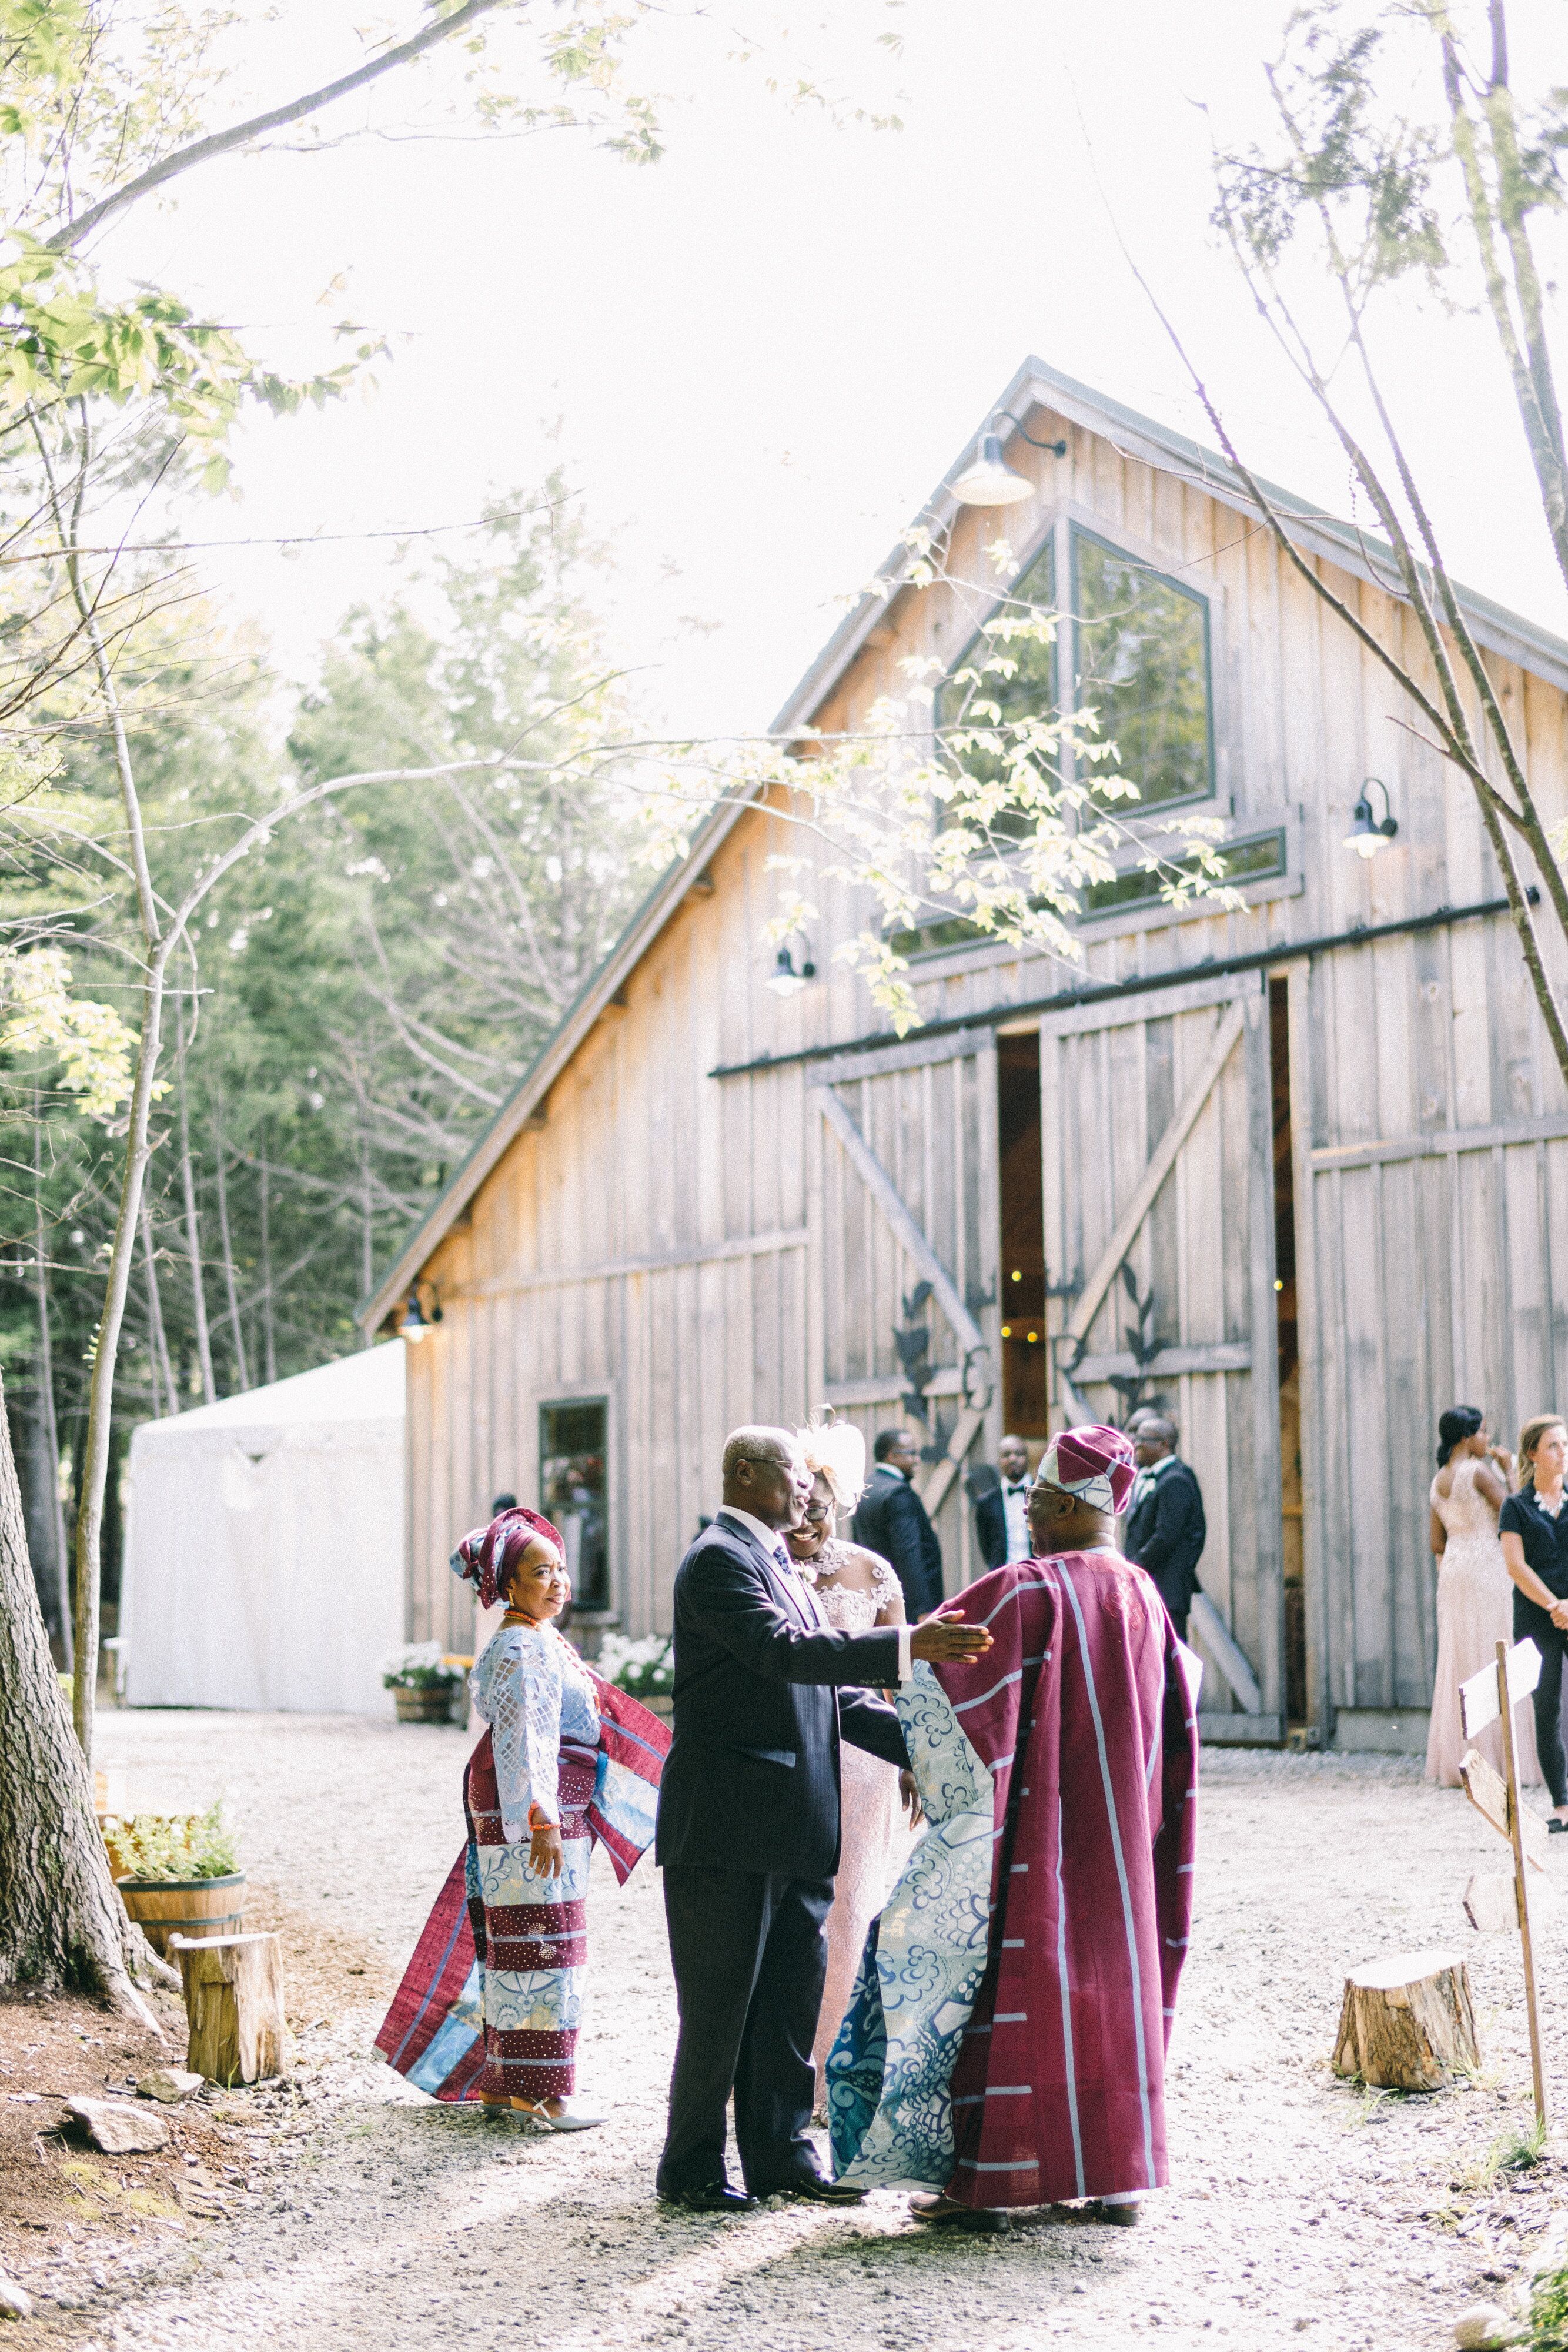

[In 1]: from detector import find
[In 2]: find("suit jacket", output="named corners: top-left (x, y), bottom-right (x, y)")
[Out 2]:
top-left (973, 1485), bottom-right (1007, 1571)
top-left (654, 1510), bottom-right (910, 1877)
top-left (852, 1466), bottom-right (944, 1617)
top-left (1124, 1458), bottom-right (1206, 1615)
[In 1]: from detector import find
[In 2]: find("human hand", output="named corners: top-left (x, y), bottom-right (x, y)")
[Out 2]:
top-left (1491, 1445), bottom-right (1515, 1475)
top-left (899, 1767), bottom-right (924, 1827)
top-left (909, 1605), bottom-right (993, 1665)
top-left (1551, 1600), bottom-right (1568, 1633)
top-left (529, 1823), bottom-right (565, 1879)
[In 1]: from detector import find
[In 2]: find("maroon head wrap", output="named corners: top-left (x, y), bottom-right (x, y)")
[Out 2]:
top-left (1037, 1423), bottom-right (1138, 1515)
top-left (450, 1506), bottom-right (566, 1612)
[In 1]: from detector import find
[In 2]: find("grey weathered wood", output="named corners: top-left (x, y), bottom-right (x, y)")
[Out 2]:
top-left (1245, 988), bottom-right (1286, 1722)
top-left (1037, 968), bottom-right (1260, 1040)
top-left (1310, 1111), bottom-right (1568, 1172)
top-left (814, 1086), bottom-right (988, 1359)
top-left (1059, 998), bottom-right (1248, 1349)
top-left (815, 1028), bottom-right (992, 1084)
top-left (1071, 1342), bottom-right (1252, 1382)
top-left (1190, 1593), bottom-right (1265, 1713)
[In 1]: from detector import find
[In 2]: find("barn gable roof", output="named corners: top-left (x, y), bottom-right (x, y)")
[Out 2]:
top-left (359, 353), bottom-right (1568, 1336)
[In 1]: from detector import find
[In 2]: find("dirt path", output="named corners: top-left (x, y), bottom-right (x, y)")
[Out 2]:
top-left (9, 1713), bottom-right (1568, 2352)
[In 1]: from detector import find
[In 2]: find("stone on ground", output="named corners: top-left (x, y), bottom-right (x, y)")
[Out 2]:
top-left (1452, 2302), bottom-right (1516, 2350)
top-left (63, 2094), bottom-right (171, 2153)
top-left (138, 2067), bottom-right (204, 2103)
top-left (0, 2276), bottom-right (29, 2321)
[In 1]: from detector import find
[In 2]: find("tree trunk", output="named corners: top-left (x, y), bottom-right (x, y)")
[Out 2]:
top-left (212, 1093), bottom-right (249, 1392)
top-left (141, 1194), bottom-right (178, 1414)
top-left (175, 999), bottom-right (216, 1408)
top-left (33, 1104), bottom-right (72, 1667)
top-left (260, 1140), bottom-right (276, 1387)
top-left (0, 1366), bottom-right (172, 2018)
top-left (1332, 1949), bottom-right (1479, 2089)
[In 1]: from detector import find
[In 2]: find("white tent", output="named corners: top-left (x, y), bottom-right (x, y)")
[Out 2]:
top-left (121, 1342), bottom-right (406, 1715)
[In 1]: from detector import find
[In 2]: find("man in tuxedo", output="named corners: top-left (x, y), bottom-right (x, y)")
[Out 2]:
top-left (852, 1428), bottom-right (944, 1615)
top-left (1123, 1415), bottom-right (1206, 1641)
top-left (974, 1434), bottom-right (1035, 1569)
top-left (656, 1424), bottom-right (992, 2213)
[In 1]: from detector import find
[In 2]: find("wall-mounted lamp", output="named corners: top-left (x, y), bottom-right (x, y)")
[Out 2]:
top-left (952, 411), bottom-right (1069, 508)
top-left (1343, 776), bottom-right (1399, 860)
top-left (766, 940), bottom-right (817, 998)
top-left (401, 1281), bottom-right (443, 1344)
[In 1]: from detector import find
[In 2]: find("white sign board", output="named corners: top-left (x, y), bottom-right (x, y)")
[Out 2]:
top-left (1459, 1638), bottom-right (1542, 1740)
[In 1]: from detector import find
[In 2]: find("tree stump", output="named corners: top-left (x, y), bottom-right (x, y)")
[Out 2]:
top-left (170, 1932), bottom-right (289, 2086)
top-left (1332, 1948), bottom-right (1479, 2090)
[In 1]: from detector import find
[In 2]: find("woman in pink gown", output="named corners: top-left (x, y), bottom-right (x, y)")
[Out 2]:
top-left (787, 1420), bottom-right (921, 2114)
top-left (1427, 1406), bottom-right (1541, 1788)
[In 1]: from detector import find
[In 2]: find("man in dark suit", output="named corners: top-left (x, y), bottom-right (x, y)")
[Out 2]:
top-left (851, 1428), bottom-right (944, 1616)
top-left (1122, 1415), bottom-right (1206, 1641)
top-left (656, 1424), bottom-right (992, 2213)
top-left (974, 1434), bottom-right (1034, 1569)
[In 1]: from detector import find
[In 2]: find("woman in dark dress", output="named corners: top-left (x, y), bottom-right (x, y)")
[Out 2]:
top-left (1499, 1415), bottom-right (1568, 1829)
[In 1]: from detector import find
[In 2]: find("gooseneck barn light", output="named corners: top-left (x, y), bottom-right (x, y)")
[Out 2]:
top-left (952, 412), bottom-right (1069, 508)
top-left (1344, 776), bottom-right (1399, 860)
top-left (766, 940), bottom-right (817, 998)
top-left (401, 1282), bottom-right (444, 1343)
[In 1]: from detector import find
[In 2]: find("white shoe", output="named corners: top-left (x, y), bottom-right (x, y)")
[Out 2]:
top-left (513, 2099), bottom-right (607, 2133)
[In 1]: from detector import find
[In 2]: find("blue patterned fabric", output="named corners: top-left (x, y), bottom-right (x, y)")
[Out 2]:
top-left (827, 1662), bottom-right (998, 2187)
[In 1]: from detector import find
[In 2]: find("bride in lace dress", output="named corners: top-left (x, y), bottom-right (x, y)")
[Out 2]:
top-left (1426, 1406), bottom-right (1541, 1788)
top-left (789, 1421), bottom-right (922, 2113)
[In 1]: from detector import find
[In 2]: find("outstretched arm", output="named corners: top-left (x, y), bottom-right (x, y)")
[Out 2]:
top-left (684, 1548), bottom-right (902, 1686)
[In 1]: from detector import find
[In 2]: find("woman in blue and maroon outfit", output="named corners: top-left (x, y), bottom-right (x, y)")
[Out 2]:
top-left (376, 1508), bottom-right (668, 2129)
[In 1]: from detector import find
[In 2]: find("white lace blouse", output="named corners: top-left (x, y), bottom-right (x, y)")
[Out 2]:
top-left (469, 1621), bottom-right (600, 1842)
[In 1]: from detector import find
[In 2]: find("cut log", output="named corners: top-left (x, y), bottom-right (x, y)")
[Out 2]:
top-left (1332, 1949), bottom-right (1479, 2090)
top-left (170, 1932), bottom-right (289, 2086)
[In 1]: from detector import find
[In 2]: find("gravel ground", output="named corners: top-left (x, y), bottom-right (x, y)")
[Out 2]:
top-left (11, 1709), bottom-right (1568, 2352)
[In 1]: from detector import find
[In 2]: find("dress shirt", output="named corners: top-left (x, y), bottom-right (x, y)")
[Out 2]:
top-left (1127, 1452), bottom-right (1178, 1517)
top-left (1001, 1478), bottom-right (1032, 1563)
top-left (716, 1505), bottom-right (912, 1682)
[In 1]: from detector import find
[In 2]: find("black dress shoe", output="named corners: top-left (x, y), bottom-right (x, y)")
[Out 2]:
top-left (758, 2172), bottom-right (865, 2204)
top-left (657, 2181), bottom-right (759, 2214)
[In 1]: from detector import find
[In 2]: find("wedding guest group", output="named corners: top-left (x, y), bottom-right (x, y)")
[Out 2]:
top-left (1122, 1415), bottom-right (1206, 1642)
top-left (851, 1427), bottom-right (944, 1615)
top-left (375, 1507), bottom-right (669, 2124)
top-left (1500, 1414), bottom-right (1568, 1828)
top-left (654, 1424), bottom-right (991, 2211)
top-left (973, 1432), bottom-right (1034, 1568)
top-left (828, 1423), bottom-right (1199, 2228)
top-left (1425, 1407), bottom-right (1540, 1789)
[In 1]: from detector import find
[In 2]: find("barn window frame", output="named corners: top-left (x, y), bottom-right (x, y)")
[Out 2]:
top-left (537, 1392), bottom-right (614, 1617)
top-left (1068, 523), bottom-right (1216, 818)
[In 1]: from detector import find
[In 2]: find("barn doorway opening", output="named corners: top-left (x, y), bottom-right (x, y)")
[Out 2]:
top-left (1269, 978), bottom-right (1306, 1725)
top-left (998, 1031), bottom-right (1048, 1443)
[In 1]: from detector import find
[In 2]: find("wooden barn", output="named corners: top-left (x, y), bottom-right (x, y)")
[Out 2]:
top-left (360, 356), bottom-right (1568, 1753)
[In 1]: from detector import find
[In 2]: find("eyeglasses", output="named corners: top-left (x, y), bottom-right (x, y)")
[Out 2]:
top-left (801, 1498), bottom-right (833, 1522)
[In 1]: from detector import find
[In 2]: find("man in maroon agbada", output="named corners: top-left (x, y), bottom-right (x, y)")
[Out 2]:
top-left (838, 1423), bottom-right (1199, 2228)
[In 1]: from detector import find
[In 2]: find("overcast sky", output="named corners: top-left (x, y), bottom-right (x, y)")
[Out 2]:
top-left (96, 0), bottom-right (1568, 741)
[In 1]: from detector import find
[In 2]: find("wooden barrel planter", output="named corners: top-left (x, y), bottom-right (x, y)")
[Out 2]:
top-left (393, 1685), bottom-right (458, 1724)
top-left (118, 1873), bottom-right (246, 1958)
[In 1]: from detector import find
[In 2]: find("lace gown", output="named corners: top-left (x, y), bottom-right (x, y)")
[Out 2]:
top-left (1426, 1457), bottom-right (1542, 1788)
top-left (811, 1545), bottom-right (918, 2109)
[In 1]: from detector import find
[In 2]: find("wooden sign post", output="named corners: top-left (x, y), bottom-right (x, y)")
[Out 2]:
top-left (1458, 1637), bottom-right (1549, 2130)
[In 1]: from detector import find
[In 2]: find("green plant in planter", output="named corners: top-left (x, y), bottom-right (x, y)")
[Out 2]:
top-left (382, 1642), bottom-right (466, 1693)
top-left (103, 1800), bottom-right (240, 1882)
top-left (596, 1633), bottom-right (674, 1699)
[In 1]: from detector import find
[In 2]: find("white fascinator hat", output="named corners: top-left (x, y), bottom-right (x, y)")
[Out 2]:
top-left (795, 1410), bottom-right (867, 1514)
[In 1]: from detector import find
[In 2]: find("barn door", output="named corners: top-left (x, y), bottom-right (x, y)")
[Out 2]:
top-left (807, 1028), bottom-right (1002, 1591)
top-left (1039, 971), bottom-right (1285, 1736)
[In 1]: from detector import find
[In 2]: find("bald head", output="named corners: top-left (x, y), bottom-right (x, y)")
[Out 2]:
top-left (1135, 1415), bottom-right (1177, 1468)
top-left (721, 1425), bottom-right (810, 1532)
